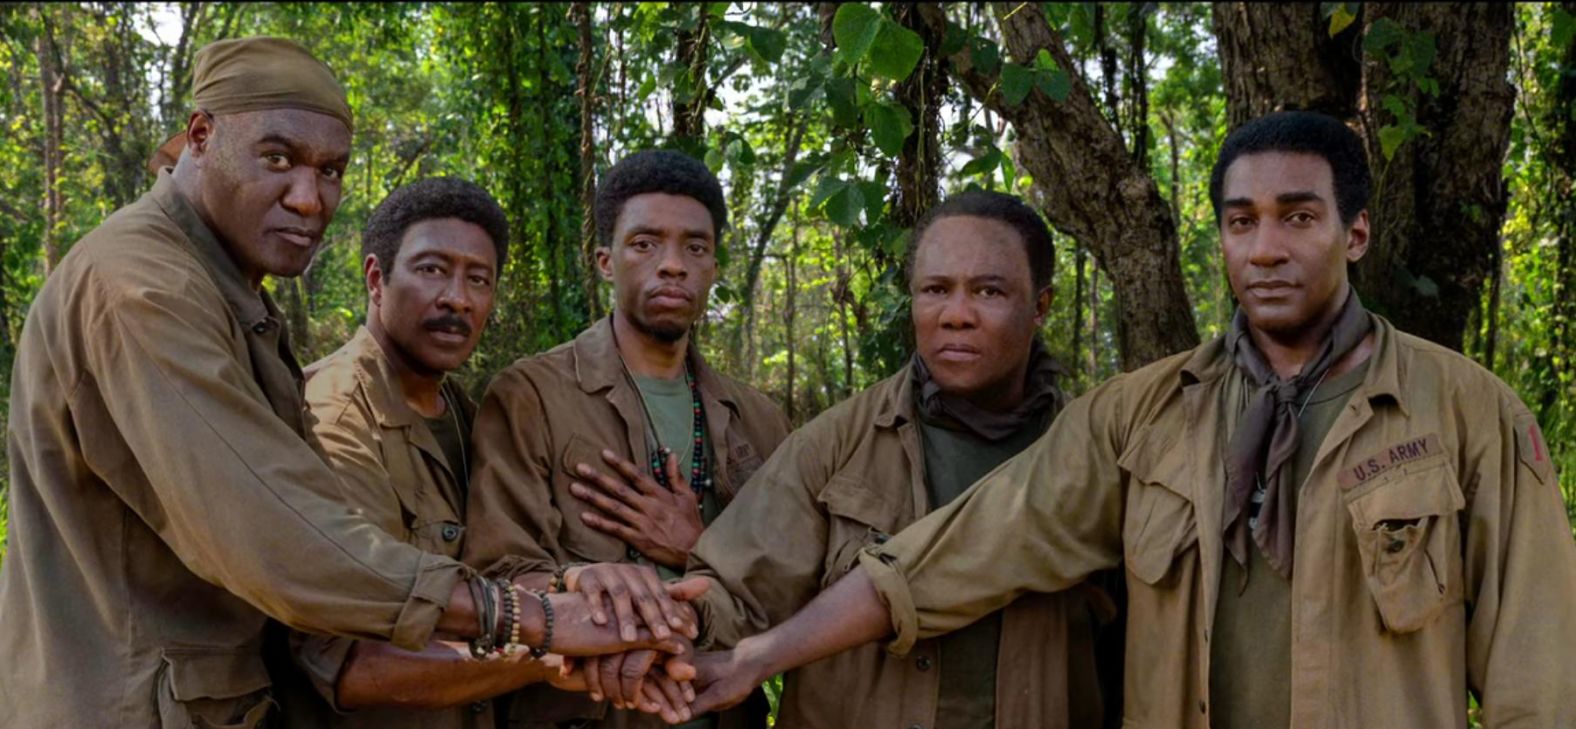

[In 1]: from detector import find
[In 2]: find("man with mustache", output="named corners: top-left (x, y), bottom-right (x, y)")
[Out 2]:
top-left (656, 190), bottom-right (1115, 729)
top-left (0, 38), bottom-right (695, 729)
top-left (271, 178), bottom-right (692, 727)
top-left (463, 150), bottom-right (790, 729)
top-left (683, 111), bottom-right (1576, 727)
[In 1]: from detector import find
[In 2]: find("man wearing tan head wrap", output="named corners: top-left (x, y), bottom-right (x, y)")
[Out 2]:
top-left (0, 36), bottom-right (698, 729)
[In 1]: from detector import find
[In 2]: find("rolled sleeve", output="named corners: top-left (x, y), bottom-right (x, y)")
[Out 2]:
top-left (857, 547), bottom-right (920, 655)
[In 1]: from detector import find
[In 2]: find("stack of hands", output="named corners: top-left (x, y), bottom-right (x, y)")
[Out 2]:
top-left (534, 562), bottom-right (757, 724)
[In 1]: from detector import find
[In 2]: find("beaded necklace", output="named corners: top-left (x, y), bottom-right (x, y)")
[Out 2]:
top-left (645, 364), bottom-right (710, 499)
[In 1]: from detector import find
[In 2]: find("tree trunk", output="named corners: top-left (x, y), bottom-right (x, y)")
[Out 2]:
top-left (943, 3), bottom-right (1200, 370)
top-left (35, 6), bottom-right (64, 276)
top-left (671, 6), bottom-right (710, 153)
top-left (785, 230), bottom-right (800, 423)
top-left (890, 3), bottom-right (947, 229)
top-left (573, 1), bottom-right (602, 321)
top-left (1211, 2), bottom-right (1363, 127)
top-left (1212, 2), bottom-right (1516, 351)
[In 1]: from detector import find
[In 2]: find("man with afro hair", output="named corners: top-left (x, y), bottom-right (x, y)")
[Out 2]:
top-left (463, 150), bottom-right (790, 729)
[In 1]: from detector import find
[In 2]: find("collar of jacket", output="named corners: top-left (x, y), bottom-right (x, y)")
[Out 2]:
top-left (340, 324), bottom-right (456, 469)
top-left (1177, 312), bottom-right (1410, 418)
top-left (570, 314), bottom-right (741, 412)
top-left (148, 170), bottom-right (276, 331)
top-left (873, 369), bottom-right (920, 430)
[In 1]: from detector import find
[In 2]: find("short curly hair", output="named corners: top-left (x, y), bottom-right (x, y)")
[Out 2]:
top-left (907, 190), bottom-right (1056, 292)
top-left (362, 177), bottom-right (510, 276)
top-left (595, 150), bottom-right (727, 247)
top-left (1209, 110), bottom-right (1371, 227)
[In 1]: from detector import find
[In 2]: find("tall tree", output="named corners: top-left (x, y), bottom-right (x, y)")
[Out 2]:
top-left (889, 3), bottom-right (947, 229)
top-left (941, 2), bottom-right (1201, 370)
top-left (573, 2), bottom-right (602, 321)
top-left (34, 5), bottom-right (63, 275)
top-left (1213, 2), bottom-right (1516, 350)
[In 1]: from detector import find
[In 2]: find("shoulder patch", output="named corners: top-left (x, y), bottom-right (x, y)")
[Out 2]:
top-left (1513, 411), bottom-right (1556, 486)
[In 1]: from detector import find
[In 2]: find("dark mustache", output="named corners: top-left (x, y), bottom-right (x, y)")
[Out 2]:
top-left (423, 315), bottom-right (472, 338)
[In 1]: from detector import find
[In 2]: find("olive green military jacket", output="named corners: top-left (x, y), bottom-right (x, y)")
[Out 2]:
top-left (273, 325), bottom-right (479, 729)
top-left (687, 371), bottom-right (1114, 729)
top-left (859, 316), bottom-right (1576, 728)
top-left (0, 173), bottom-right (466, 729)
top-left (462, 316), bottom-right (791, 729)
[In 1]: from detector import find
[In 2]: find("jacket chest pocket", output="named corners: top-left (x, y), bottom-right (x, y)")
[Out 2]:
top-left (1344, 461), bottom-right (1465, 633)
top-left (1118, 429), bottom-right (1199, 586)
top-left (817, 474), bottom-right (905, 589)
top-left (557, 433), bottom-right (632, 563)
top-left (155, 648), bottom-right (275, 729)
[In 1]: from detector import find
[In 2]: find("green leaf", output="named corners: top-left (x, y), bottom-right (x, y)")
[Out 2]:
top-left (1363, 17), bottom-right (1403, 55)
top-left (832, 3), bottom-right (882, 64)
top-left (865, 102), bottom-right (914, 157)
top-left (746, 26), bottom-right (788, 65)
top-left (939, 21), bottom-right (968, 58)
top-left (825, 183), bottom-right (865, 227)
top-left (825, 77), bottom-right (861, 127)
top-left (704, 146), bottom-right (725, 172)
top-left (1034, 54), bottom-right (1071, 103)
top-left (857, 181), bottom-right (887, 223)
top-left (1000, 62), bottom-right (1035, 106)
top-left (867, 19), bottom-right (924, 81)
top-left (1381, 93), bottom-right (1409, 119)
top-left (959, 147), bottom-right (1003, 177)
top-left (784, 160), bottom-right (820, 190)
top-left (809, 176), bottom-right (846, 209)
top-left (1326, 3), bottom-right (1357, 37)
top-left (1378, 124), bottom-right (1407, 160)
top-left (969, 36), bottom-right (1001, 76)
top-left (1554, 8), bottom-right (1576, 49)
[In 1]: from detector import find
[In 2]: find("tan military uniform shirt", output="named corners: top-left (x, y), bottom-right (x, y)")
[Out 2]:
top-left (858, 317), bottom-right (1576, 728)
top-left (0, 173), bottom-right (467, 729)
top-left (688, 371), bottom-right (1114, 729)
top-left (462, 316), bottom-right (789, 729)
top-left (270, 325), bottom-right (478, 729)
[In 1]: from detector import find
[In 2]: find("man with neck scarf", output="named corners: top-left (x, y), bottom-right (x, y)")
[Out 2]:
top-left (673, 190), bottom-right (1117, 729)
top-left (682, 111), bottom-right (1576, 728)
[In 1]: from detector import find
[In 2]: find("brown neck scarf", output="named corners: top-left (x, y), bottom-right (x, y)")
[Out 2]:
top-left (1223, 287), bottom-right (1372, 578)
top-left (912, 338), bottom-right (1067, 441)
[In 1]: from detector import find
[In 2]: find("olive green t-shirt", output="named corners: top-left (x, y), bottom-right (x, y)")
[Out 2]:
top-left (918, 407), bottom-right (1054, 729)
top-left (634, 373), bottom-right (718, 729)
top-left (422, 380), bottom-right (474, 511)
top-left (1208, 359), bottom-right (1370, 729)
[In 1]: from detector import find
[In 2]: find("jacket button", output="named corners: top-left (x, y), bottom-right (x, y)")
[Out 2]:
top-left (1386, 539), bottom-right (1406, 554)
top-left (252, 322), bottom-right (270, 334)
top-left (442, 525), bottom-right (461, 542)
top-left (909, 725), bottom-right (924, 729)
top-left (470, 700), bottom-right (487, 714)
top-left (915, 656), bottom-right (932, 672)
top-left (626, 546), bottom-right (642, 561)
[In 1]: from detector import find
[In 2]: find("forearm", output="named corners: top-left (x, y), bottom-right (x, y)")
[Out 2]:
top-left (733, 567), bottom-right (891, 677)
top-left (337, 640), bottom-right (562, 711)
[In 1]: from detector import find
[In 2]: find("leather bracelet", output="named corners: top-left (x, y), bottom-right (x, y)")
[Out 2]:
top-left (467, 576), bottom-right (494, 659)
top-left (529, 590), bottom-right (553, 659)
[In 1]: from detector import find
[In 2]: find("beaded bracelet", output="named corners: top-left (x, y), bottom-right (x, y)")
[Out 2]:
top-left (503, 582), bottom-right (524, 656)
top-left (529, 590), bottom-right (553, 659)
top-left (495, 582), bottom-right (515, 657)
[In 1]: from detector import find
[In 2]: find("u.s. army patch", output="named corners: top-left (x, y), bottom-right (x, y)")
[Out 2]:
top-left (1339, 433), bottom-right (1446, 490)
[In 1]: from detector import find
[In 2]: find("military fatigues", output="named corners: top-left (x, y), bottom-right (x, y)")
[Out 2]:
top-left (269, 325), bottom-right (478, 729)
top-left (462, 316), bottom-right (790, 729)
top-left (0, 173), bottom-right (467, 728)
top-left (687, 371), bottom-right (1115, 729)
top-left (857, 317), bottom-right (1576, 728)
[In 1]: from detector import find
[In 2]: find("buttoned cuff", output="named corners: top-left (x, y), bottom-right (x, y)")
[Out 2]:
top-left (857, 546), bottom-right (918, 656)
top-left (389, 554), bottom-right (467, 651)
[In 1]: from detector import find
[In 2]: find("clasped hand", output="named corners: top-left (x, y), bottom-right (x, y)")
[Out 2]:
top-left (546, 562), bottom-right (707, 722)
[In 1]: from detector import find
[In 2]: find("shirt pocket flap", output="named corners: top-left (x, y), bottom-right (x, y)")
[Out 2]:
top-left (560, 433), bottom-right (611, 478)
top-left (1117, 427), bottom-right (1198, 586)
top-left (1346, 462), bottom-right (1465, 527)
top-left (161, 648), bottom-right (271, 702)
top-left (817, 474), bottom-right (901, 535)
